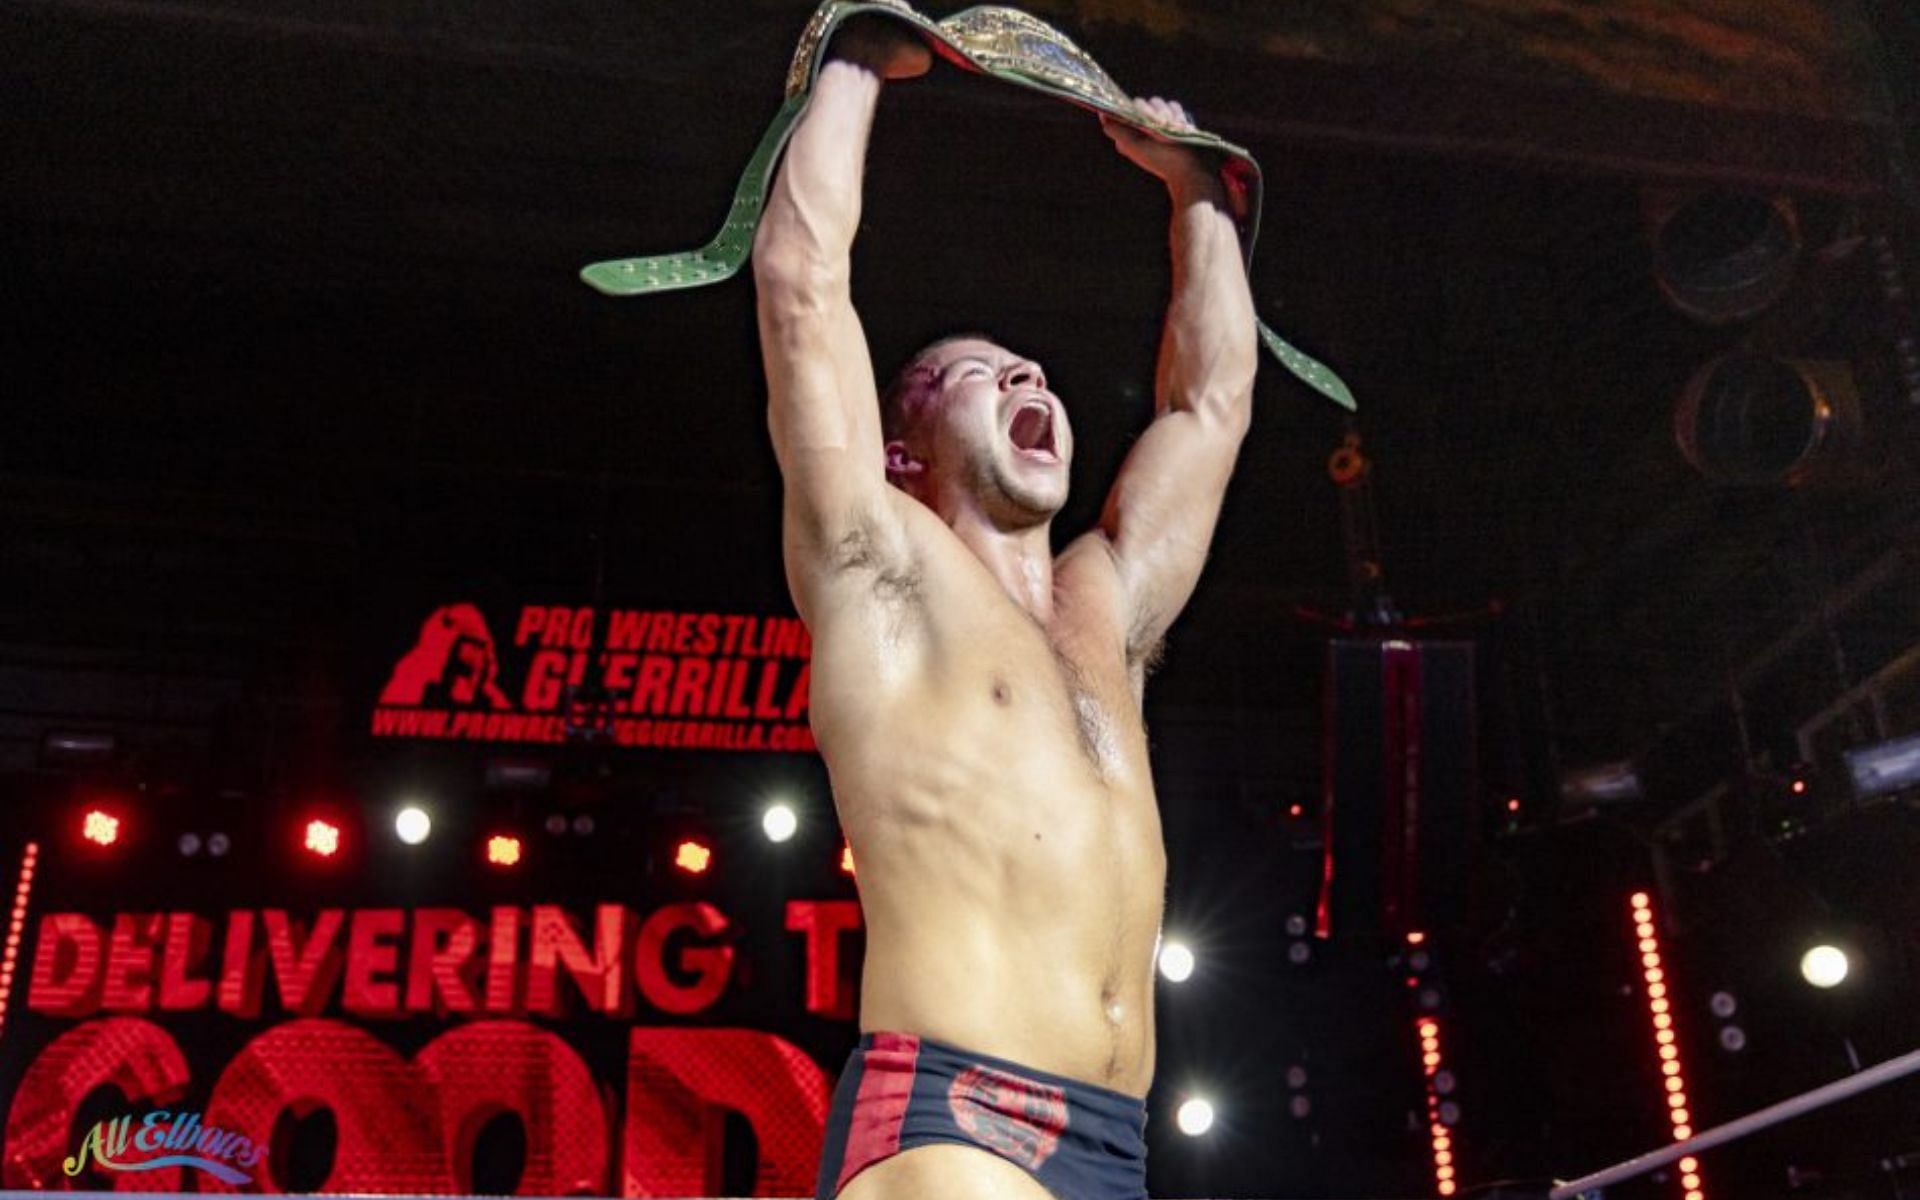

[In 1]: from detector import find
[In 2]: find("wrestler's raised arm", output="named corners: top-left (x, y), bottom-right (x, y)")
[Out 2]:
top-left (752, 25), bottom-right (930, 628)
top-left (1091, 98), bottom-right (1259, 662)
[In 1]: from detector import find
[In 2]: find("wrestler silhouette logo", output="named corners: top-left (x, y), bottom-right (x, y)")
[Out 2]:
top-left (380, 603), bottom-right (514, 709)
top-left (947, 1065), bottom-right (1069, 1170)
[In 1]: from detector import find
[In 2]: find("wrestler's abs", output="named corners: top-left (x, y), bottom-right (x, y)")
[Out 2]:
top-left (807, 533), bottom-right (1168, 1100)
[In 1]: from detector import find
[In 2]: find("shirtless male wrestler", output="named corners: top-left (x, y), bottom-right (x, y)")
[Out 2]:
top-left (752, 18), bottom-right (1257, 1200)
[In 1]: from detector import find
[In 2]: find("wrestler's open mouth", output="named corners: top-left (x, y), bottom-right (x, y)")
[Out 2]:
top-left (1008, 399), bottom-right (1058, 461)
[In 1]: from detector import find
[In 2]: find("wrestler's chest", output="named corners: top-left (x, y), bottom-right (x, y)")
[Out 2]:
top-left (951, 615), bottom-right (1142, 776)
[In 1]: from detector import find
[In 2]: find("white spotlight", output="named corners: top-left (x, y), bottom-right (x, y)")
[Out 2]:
top-left (1800, 944), bottom-right (1849, 989)
top-left (762, 803), bottom-right (798, 843)
top-left (394, 805), bottom-right (432, 846)
top-left (1158, 941), bottom-right (1195, 983)
top-left (1176, 1097), bottom-right (1215, 1136)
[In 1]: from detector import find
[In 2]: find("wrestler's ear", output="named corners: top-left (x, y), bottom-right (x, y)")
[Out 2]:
top-left (884, 439), bottom-right (926, 482)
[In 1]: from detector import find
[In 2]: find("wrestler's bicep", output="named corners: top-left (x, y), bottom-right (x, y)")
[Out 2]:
top-left (758, 281), bottom-right (889, 531)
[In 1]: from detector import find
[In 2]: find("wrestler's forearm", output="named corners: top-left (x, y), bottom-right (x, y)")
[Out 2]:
top-left (753, 61), bottom-right (884, 292)
top-left (1155, 173), bottom-right (1258, 422)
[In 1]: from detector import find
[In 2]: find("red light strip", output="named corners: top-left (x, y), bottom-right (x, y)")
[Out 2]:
top-left (0, 843), bottom-right (41, 1043)
top-left (1632, 891), bottom-right (1705, 1200)
top-left (1417, 1013), bottom-right (1457, 1195)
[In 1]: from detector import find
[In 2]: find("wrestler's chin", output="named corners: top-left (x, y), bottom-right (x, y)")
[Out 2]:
top-left (1003, 477), bottom-right (1069, 524)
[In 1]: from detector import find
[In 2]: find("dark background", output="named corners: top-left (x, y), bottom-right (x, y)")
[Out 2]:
top-left (3, 0), bottom-right (1919, 1196)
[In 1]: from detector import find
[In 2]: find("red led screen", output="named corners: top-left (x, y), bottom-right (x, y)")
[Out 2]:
top-left (3, 898), bottom-right (865, 1195)
top-left (372, 604), bottom-right (816, 753)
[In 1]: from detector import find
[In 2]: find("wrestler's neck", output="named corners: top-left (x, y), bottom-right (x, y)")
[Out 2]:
top-left (942, 499), bottom-right (1058, 622)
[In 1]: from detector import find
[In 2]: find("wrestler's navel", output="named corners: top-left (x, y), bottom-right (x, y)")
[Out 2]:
top-left (991, 679), bottom-right (1011, 705)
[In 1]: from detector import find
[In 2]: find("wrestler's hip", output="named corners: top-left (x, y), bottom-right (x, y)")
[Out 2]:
top-left (855, 999), bottom-right (1155, 1099)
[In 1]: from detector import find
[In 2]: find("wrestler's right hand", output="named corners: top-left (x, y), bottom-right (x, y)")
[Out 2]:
top-left (828, 15), bottom-right (933, 80)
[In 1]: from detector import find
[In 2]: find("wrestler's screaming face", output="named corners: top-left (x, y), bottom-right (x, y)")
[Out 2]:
top-left (914, 337), bottom-right (1073, 525)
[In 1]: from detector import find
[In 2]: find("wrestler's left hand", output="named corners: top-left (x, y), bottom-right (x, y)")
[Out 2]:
top-left (1101, 96), bottom-right (1212, 191)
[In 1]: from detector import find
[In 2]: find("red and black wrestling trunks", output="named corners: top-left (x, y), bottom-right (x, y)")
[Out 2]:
top-left (815, 1030), bottom-right (1149, 1199)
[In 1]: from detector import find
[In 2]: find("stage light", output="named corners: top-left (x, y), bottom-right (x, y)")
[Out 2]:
top-left (1562, 760), bottom-right (1644, 805)
top-left (674, 839), bottom-right (713, 875)
top-left (394, 805), bottom-right (431, 846)
top-left (304, 819), bottom-right (341, 858)
top-left (207, 832), bottom-right (230, 858)
top-left (1175, 1098), bottom-right (1214, 1136)
top-left (1800, 944), bottom-right (1848, 988)
top-left (41, 730), bottom-right (116, 766)
top-left (763, 803), bottom-right (798, 843)
top-left (81, 809), bottom-right (120, 847)
top-left (1844, 732), bottom-right (1920, 799)
top-left (1417, 1012), bottom-right (1461, 1188)
top-left (1708, 990), bottom-right (1737, 1017)
top-left (1506, 796), bottom-right (1522, 813)
top-left (178, 833), bottom-right (201, 857)
top-left (1288, 1095), bottom-right (1311, 1119)
top-left (1675, 352), bottom-right (1855, 486)
top-left (0, 844), bottom-right (41, 1043)
top-left (483, 758), bottom-right (552, 791)
top-left (572, 814), bottom-right (596, 836)
top-left (1287, 940), bottom-right (1312, 965)
top-left (1158, 941), bottom-right (1195, 983)
top-left (1407, 930), bottom-right (1427, 945)
top-left (840, 840), bottom-right (856, 877)
top-left (545, 814), bottom-right (569, 835)
top-left (1718, 1026), bottom-right (1747, 1053)
top-left (1630, 895), bottom-right (1704, 1197)
top-left (487, 836), bottom-right (522, 867)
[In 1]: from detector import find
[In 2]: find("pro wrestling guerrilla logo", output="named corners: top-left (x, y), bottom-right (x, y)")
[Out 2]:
top-left (371, 602), bottom-right (817, 752)
top-left (65, 1110), bottom-right (264, 1184)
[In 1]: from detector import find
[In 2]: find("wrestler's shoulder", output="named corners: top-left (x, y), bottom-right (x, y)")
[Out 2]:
top-left (1054, 530), bottom-right (1126, 597)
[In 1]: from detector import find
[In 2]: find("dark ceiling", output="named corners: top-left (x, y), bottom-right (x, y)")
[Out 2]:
top-left (3, 0), bottom-right (1919, 809)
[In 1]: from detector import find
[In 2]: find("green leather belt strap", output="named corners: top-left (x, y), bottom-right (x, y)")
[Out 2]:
top-left (581, 0), bottom-right (1356, 413)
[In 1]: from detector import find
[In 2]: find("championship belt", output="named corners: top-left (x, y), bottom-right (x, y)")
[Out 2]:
top-left (580, 0), bottom-right (1355, 412)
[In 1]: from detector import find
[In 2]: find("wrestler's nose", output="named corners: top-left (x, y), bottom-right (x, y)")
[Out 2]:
top-left (1002, 361), bottom-right (1046, 393)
